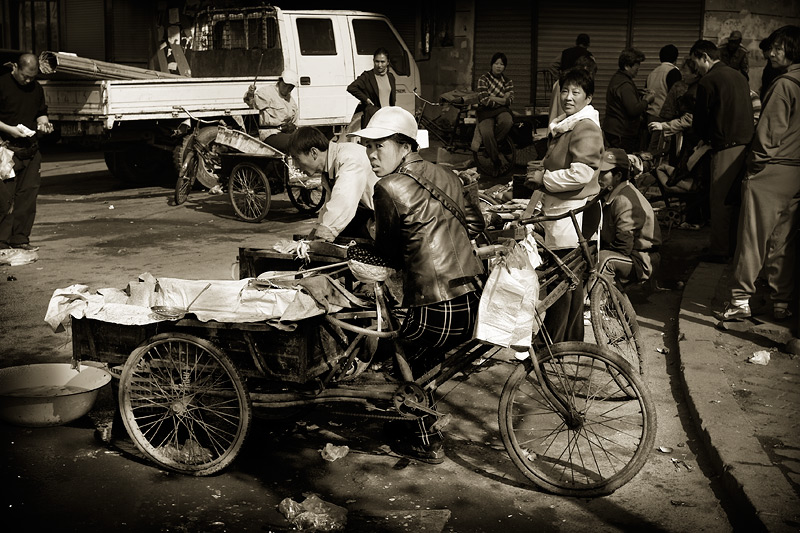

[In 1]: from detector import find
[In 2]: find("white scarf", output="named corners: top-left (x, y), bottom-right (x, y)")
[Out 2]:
top-left (548, 104), bottom-right (601, 137)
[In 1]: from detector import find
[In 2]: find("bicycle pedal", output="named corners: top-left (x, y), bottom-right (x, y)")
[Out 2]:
top-left (430, 413), bottom-right (452, 432)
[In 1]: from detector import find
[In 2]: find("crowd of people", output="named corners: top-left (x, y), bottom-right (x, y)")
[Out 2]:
top-left (1, 24), bottom-right (798, 462)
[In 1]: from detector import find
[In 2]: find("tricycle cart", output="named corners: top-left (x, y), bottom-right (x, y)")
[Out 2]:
top-left (70, 227), bottom-right (655, 497)
top-left (173, 107), bottom-right (325, 223)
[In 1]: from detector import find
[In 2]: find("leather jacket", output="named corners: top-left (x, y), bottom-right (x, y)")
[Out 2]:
top-left (373, 153), bottom-right (485, 307)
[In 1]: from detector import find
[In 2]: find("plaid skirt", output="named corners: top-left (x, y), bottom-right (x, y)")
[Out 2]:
top-left (399, 290), bottom-right (481, 372)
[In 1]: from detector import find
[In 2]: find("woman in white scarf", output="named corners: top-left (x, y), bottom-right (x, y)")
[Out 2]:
top-left (527, 67), bottom-right (604, 342)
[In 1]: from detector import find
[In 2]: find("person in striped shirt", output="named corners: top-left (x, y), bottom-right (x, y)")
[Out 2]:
top-left (476, 52), bottom-right (514, 176)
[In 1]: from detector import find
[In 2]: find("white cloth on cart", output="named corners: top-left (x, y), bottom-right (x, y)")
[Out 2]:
top-left (44, 272), bottom-right (334, 332)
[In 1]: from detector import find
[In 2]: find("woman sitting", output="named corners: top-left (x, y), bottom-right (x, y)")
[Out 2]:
top-left (348, 106), bottom-right (485, 464)
top-left (476, 52), bottom-right (515, 177)
top-left (525, 67), bottom-right (604, 342)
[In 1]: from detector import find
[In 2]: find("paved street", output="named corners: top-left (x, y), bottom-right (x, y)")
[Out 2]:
top-left (0, 149), bottom-right (752, 532)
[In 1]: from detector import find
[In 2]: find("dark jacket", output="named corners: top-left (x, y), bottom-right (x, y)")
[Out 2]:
top-left (373, 153), bottom-right (485, 307)
top-left (347, 69), bottom-right (396, 128)
top-left (693, 62), bottom-right (754, 150)
top-left (560, 45), bottom-right (592, 72)
top-left (603, 70), bottom-right (648, 139)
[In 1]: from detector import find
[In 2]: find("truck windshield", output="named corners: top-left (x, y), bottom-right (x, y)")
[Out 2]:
top-left (352, 19), bottom-right (410, 77)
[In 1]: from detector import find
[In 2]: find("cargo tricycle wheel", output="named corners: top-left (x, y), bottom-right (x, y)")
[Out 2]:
top-left (119, 333), bottom-right (252, 475)
top-left (229, 161), bottom-right (271, 222)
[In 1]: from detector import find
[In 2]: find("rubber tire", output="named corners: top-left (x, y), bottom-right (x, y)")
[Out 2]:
top-left (499, 341), bottom-right (656, 497)
top-left (286, 178), bottom-right (326, 214)
top-left (118, 333), bottom-right (252, 476)
top-left (174, 151), bottom-right (197, 205)
top-left (105, 146), bottom-right (174, 185)
top-left (590, 277), bottom-right (645, 375)
top-left (229, 161), bottom-right (271, 222)
top-left (473, 136), bottom-right (516, 178)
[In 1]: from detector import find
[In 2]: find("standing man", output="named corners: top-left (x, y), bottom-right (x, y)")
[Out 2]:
top-left (719, 30), bottom-right (749, 79)
top-left (550, 34), bottom-right (592, 78)
top-left (645, 44), bottom-right (682, 152)
top-left (603, 48), bottom-right (655, 153)
top-left (645, 45), bottom-right (682, 126)
top-left (718, 25), bottom-right (800, 321)
top-left (347, 47), bottom-right (396, 129)
top-left (0, 53), bottom-right (54, 252)
top-left (690, 39), bottom-right (753, 263)
top-left (243, 68), bottom-right (298, 153)
top-left (288, 126), bottom-right (379, 242)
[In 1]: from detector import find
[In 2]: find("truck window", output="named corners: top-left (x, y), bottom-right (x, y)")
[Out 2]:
top-left (296, 18), bottom-right (337, 56)
top-left (352, 19), bottom-right (410, 77)
top-left (189, 7), bottom-right (282, 78)
top-left (195, 8), bottom-right (278, 51)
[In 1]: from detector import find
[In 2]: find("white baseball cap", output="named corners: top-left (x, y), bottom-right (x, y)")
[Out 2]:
top-left (280, 69), bottom-right (299, 86)
top-left (349, 106), bottom-right (418, 140)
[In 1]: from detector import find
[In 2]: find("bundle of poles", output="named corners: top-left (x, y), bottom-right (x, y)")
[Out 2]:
top-left (38, 51), bottom-right (185, 80)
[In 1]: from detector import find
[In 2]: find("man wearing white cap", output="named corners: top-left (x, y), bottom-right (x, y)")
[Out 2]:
top-left (243, 68), bottom-right (299, 152)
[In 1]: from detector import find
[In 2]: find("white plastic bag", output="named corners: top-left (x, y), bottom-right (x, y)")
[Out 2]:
top-left (475, 232), bottom-right (542, 351)
top-left (0, 145), bottom-right (15, 180)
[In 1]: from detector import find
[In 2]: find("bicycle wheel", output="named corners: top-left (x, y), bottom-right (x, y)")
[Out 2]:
top-left (174, 151), bottom-right (197, 205)
top-left (229, 162), bottom-right (271, 223)
top-left (286, 164), bottom-right (326, 214)
top-left (499, 341), bottom-right (656, 497)
top-left (473, 136), bottom-right (516, 178)
top-left (118, 333), bottom-right (252, 476)
top-left (590, 277), bottom-right (645, 375)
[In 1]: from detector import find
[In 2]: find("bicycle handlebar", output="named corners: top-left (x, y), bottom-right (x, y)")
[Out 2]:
top-left (172, 105), bottom-right (223, 125)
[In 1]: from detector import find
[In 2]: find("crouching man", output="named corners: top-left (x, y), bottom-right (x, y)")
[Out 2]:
top-left (597, 148), bottom-right (662, 285)
top-left (288, 126), bottom-right (379, 242)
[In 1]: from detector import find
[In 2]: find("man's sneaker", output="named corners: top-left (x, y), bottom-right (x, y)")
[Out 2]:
top-left (715, 302), bottom-right (751, 321)
top-left (774, 306), bottom-right (793, 321)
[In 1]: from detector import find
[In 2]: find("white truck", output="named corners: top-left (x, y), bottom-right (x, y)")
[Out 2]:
top-left (40, 5), bottom-right (420, 183)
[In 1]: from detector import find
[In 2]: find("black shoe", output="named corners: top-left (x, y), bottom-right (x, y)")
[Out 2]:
top-left (390, 437), bottom-right (445, 464)
top-left (11, 243), bottom-right (39, 251)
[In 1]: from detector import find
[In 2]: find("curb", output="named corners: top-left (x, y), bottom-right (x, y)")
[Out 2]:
top-left (677, 261), bottom-right (800, 532)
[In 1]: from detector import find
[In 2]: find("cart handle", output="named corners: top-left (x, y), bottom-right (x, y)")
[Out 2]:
top-left (325, 315), bottom-right (398, 338)
top-left (518, 191), bottom-right (606, 225)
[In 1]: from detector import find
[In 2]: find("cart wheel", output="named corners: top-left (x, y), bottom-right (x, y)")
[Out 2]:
top-left (174, 151), bottom-right (197, 205)
top-left (499, 341), bottom-right (656, 497)
top-left (173, 126), bottom-right (224, 189)
top-left (229, 162), bottom-right (271, 222)
top-left (590, 277), bottom-right (645, 375)
top-left (473, 136), bottom-right (516, 178)
top-left (118, 333), bottom-right (252, 476)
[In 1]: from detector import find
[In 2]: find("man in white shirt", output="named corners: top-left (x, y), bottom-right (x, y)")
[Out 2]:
top-left (288, 126), bottom-right (380, 242)
top-left (243, 69), bottom-right (299, 153)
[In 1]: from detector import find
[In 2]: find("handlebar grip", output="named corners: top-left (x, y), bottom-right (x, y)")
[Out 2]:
top-left (474, 244), bottom-right (508, 260)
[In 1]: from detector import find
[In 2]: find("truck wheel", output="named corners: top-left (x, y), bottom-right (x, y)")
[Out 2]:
top-left (173, 127), bottom-right (223, 189)
top-left (105, 146), bottom-right (175, 185)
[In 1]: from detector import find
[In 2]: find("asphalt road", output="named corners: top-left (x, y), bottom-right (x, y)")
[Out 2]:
top-left (0, 150), bottom-right (744, 532)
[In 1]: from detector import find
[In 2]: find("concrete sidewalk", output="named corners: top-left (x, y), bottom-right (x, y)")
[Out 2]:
top-left (678, 261), bottom-right (800, 532)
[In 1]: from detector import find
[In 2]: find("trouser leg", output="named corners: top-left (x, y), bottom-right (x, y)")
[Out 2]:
top-left (730, 165), bottom-right (800, 303)
top-left (478, 118), bottom-right (500, 163)
top-left (494, 112), bottom-right (513, 144)
top-left (709, 145), bottom-right (746, 258)
top-left (598, 250), bottom-right (635, 283)
top-left (0, 152), bottom-right (41, 246)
